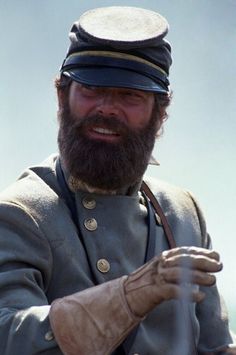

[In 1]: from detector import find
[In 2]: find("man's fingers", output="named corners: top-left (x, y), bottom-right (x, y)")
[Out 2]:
top-left (158, 266), bottom-right (216, 286)
top-left (162, 246), bottom-right (220, 262)
top-left (158, 283), bottom-right (206, 303)
top-left (161, 254), bottom-right (222, 273)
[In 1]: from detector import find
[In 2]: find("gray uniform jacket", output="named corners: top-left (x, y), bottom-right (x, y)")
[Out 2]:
top-left (0, 155), bottom-right (233, 354)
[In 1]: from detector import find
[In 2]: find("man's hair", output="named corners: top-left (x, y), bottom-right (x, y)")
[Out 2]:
top-left (55, 75), bottom-right (72, 91)
top-left (55, 75), bottom-right (172, 137)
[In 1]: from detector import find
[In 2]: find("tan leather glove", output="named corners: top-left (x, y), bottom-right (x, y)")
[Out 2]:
top-left (49, 276), bottom-right (142, 355)
top-left (124, 246), bottom-right (222, 317)
top-left (49, 246), bottom-right (223, 355)
top-left (224, 345), bottom-right (236, 354)
top-left (200, 345), bottom-right (236, 354)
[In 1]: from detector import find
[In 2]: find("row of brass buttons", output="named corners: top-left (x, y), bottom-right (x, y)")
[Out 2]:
top-left (82, 196), bottom-right (110, 274)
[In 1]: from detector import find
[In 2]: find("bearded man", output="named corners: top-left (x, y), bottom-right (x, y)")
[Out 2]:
top-left (0, 6), bottom-right (235, 355)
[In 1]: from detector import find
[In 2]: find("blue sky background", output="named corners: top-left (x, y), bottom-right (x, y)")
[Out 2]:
top-left (0, 0), bottom-right (235, 330)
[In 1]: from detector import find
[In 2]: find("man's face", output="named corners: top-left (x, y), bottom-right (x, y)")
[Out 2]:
top-left (58, 81), bottom-right (160, 191)
top-left (68, 81), bottom-right (155, 136)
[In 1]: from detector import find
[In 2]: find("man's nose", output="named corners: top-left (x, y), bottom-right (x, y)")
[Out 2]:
top-left (96, 91), bottom-right (120, 117)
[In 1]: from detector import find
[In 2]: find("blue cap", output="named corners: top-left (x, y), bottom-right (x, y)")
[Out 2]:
top-left (61, 6), bottom-right (172, 94)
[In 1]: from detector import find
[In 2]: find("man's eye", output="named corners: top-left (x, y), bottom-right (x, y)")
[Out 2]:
top-left (124, 91), bottom-right (138, 96)
top-left (122, 91), bottom-right (144, 102)
top-left (83, 84), bottom-right (96, 90)
top-left (81, 84), bottom-right (98, 95)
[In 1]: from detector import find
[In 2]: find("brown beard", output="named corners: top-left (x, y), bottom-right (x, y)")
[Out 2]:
top-left (57, 102), bottom-right (159, 191)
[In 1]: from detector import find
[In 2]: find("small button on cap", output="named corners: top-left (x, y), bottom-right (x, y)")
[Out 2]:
top-left (45, 330), bottom-right (54, 341)
top-left (82, 196), bottom-right (96, 209)
top-left (97, 259), bottom-right (110, 273)
top-left (84, 218), bottom-right (98, 231)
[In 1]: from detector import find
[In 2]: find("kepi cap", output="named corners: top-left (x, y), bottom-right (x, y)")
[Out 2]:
top-left (61, 6), bottom-right (172, 94)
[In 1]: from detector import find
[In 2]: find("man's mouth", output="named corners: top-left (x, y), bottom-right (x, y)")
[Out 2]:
top-left (86, 126), bottom-right (121, 142)
top-left (93, 127), bottom-right (118, 135)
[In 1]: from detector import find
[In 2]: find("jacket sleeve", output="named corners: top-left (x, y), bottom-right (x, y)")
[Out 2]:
top-left (0, 201), bottom-right (62, 355)
top-left (186, 192), bottom-right (234, 353)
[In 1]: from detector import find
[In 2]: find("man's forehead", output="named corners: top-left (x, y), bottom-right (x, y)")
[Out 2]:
top-left (71, 81), bottom-right (155, 95)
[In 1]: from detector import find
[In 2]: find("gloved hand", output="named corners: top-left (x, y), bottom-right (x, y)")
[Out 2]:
top-left (225, 345), bottom-right (236, 354)
top-left (49, 246), bottom-right (223, 355)
top-left (124, 246), bottom-right (222, 317)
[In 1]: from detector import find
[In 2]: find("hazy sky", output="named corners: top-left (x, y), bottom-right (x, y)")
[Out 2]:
top-left (0, 0), bottom-right (235, 329)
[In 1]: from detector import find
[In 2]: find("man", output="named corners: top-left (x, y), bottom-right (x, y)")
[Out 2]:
top-left (0, 6), bottom-right (235, 355)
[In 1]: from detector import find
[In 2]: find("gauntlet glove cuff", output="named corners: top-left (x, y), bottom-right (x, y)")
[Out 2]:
top-left (49, 276), bottom-right (143, 355)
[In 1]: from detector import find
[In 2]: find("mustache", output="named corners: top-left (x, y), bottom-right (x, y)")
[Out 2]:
top-left (70, 114), bottom-right (131, 135)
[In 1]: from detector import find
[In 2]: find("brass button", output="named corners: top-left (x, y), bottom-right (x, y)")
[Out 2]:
top-left (155, 213), bottom-right (162, 226)
top-left (97, 259), bottom-right (110, 273)
top-left (139, 195), bottom-right (146, 206)
top-left (45, 330), bottom-right (54, 341)
top-left (82, 196), bottom-right (96, 209)
top-left (84, 218), bottom-right (98, 231)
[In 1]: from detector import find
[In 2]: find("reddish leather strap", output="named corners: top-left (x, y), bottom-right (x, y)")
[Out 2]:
top-left (141, 181), bottom-right (198, 355)
top-left (141, 181), bottom-right (176, 249)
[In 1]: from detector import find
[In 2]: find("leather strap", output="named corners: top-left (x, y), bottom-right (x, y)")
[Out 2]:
top-left (141, 181), bottom-right (198, 355)
top-left (141, 181), bottom-right (176, 249)
top-left (120, 181), bottom-right (177, 355)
